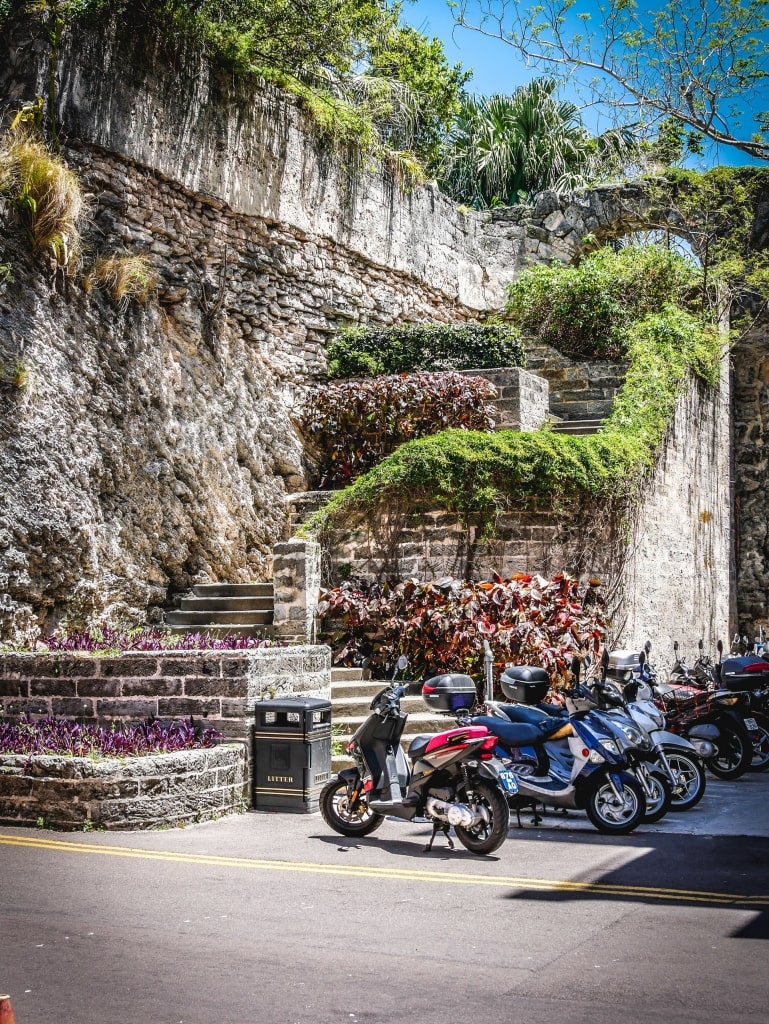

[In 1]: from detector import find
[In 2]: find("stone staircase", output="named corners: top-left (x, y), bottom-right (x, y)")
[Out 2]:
top-left (550, 417), bottom-right (605, 436)
top-left (331, 666), bottom-right (448, 772)
top-left (165, 582), bottom-right (275, 638)
top-left (526, 341), bottom-right (626, 431)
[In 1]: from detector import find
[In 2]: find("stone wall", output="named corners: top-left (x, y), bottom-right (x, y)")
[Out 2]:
top-left (0, 10), bottom-right (762, 646)
top-left (0, 744), bottom-right (246, 830)
top-left (732, 316), bottom-right (769, 635)
top-left (0, 646), bottom-right (331, 797)
top-left (461, 367), bottom-right (549, 431)
top-left (321, 365), bottom-right (733, 661)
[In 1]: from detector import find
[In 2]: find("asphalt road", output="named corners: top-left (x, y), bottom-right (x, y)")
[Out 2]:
top-left (1, 773), bottom-right (768, 1024)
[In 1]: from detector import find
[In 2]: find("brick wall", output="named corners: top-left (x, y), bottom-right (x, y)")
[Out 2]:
top-left (0, 647), bottom-right (331, 801)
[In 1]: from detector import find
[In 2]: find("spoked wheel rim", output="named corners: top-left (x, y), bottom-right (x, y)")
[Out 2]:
top-left (595, 783), bottom-right (640, 825)
top-left (706, 726), bottom-right (750, 778)
top-left (749, 722), bottom-right (769, 771)
top-left (664, 751), bottom-right (706, 809)
top-left (319, 777), bottom-right (384, 837)
top-left (452, 782), bottom-right (509, 855)
top-left (586, 776), bottom-right (644, 833)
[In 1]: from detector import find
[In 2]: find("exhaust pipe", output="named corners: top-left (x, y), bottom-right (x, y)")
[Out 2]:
top-left (689, 738), bottom-right (716, 758)
top-left (426, 796), bottom-right (480, 828)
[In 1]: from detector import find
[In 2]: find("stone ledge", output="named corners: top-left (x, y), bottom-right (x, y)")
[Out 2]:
top-left (0, 744), bottom-right (247, 830)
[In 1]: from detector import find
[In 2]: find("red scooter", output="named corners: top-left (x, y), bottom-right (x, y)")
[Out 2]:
top-left (319, 658), bottom-right (515, 855)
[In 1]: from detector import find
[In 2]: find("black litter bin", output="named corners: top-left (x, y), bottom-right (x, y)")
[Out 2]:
top-left (253, 697), bottom-right (332, 812)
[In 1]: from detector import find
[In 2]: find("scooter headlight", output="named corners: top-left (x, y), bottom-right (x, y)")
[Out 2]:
top-left (599, 738), bottom-right (620, 756)
top-left (618, 723), bottom-right (647, 747)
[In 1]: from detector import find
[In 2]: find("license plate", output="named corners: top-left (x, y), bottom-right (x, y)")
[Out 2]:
top-left (744, 717), bottom-right (758, 730)
top-left (498, 769), bottom-right (519, 794)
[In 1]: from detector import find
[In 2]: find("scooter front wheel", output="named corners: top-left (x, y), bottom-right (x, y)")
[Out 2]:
top-left (659, 747), bottom-right (706, 811)
top-left (640, 768), bottom-right (672, 824)
top-left (453, 781), bottom-right (510, 855)
top-left (584, 773), bottom-right (645, 835)
top-left (319, 776), bottom-right (384, 837)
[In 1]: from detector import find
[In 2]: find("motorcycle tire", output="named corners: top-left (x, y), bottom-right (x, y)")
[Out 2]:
top-left (659, 746), bottom-right (706, 811)
top-left (747, 713), bottom-right (769, 772)
top-left (704, 723), bottom-right (752, 780)
top-left (452, 781), bottom-right (510, 856)
top-left (319, 776), bottom-right (384, 837)
top-left (584, 773), bottom-right (645, 835)
top-left (640, 769), bottom-right (673, 824)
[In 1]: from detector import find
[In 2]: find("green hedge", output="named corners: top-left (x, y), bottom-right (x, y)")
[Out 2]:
top-left (326, 322), bottom-right (525, 378)
top-left (505, 245), bottom-right (702, 359)
top-left (304, 251), bottom-right (723, 534)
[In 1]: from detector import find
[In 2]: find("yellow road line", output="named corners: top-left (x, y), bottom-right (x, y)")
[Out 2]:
top-left (1, 833), bottom-right (767, 907)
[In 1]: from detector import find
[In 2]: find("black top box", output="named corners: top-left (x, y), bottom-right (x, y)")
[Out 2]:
top-left (500, 665), bottom-right (550, 704)
top-left (422, 673), bottom-right (477, 713)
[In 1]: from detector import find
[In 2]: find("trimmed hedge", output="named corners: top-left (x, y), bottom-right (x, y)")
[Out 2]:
top-left (326, 322), bottom-right (525, 378)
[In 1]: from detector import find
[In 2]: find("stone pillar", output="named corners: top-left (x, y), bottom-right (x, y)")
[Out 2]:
top-left (461, 366), bottom-right (549, 431)
top-left (272, 539), bottom-right (321, 642)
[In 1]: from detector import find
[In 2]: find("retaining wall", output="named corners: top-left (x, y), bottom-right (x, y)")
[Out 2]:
top-left (0, 646), bottom-right (331, 804)
top-left (0, 744), bottom-right (246, 830)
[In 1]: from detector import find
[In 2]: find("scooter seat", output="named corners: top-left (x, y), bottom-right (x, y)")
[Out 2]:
top-left (471, 715), bottom-right (545, 748)
top-left (407, 734), bottom-right (436, 759)
top-left (499, 704), bottom-right (569, 737)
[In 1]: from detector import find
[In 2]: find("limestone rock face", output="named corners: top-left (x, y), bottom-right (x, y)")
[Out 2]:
top-left (0, 235), bottom-right (304, 642)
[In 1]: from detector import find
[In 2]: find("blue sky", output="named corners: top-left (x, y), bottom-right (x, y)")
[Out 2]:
top-left (401, 0), bottom-right (763, 167)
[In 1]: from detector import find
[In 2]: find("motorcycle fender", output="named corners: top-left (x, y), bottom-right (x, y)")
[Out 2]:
top-left (336, 768), bottom-right (360, 788)
top-left (652, 729), bottom-right (698, 750)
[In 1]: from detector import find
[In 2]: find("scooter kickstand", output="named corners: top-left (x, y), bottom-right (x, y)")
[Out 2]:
top-left (424, 821), bottom-right (454, 852)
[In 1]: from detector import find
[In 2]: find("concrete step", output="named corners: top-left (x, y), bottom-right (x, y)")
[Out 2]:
top-left (166, 624), bottom-right (276, 639)
top-left (166, 609), bottom-right (273, 627)
top-left (551, 419), bottom-right (603, 436)
top-left (331, 679), bottom-right (386, 699)
top-left (332, 692), bottom-right (432, 718)
top-left (332, 710), bottom-right (450, 738)
top-left (192, 583), bottom-right (273, 599)
top-left (330, 667), bottom-right (368, 683)
top-left (180, 596), bottom-right (274, 613)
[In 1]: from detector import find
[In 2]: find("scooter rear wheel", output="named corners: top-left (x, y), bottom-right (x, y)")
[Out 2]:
top-left (319, 776), bottom-right (384, 837)
top-left (453, 781), bottom-right (510, 855)
top-left (705, 724), bottom-right (752, 780)
top-left (748, 714), bottom-right (769, 772)
top-left (584, 773), bottom-right (645, 835)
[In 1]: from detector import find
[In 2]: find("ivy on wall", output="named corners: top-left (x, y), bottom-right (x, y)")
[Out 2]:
top-left (303, 246), bottom-right (724, 538)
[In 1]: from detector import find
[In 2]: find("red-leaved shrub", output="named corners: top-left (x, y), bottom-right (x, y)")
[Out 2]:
top-left (300, 371), bottom-right (496, 487)
top-left (317, 572), bottom-right (607, 691)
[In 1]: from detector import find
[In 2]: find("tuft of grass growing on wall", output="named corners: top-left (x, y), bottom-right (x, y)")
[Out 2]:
top-left (84, 253), bottom-right (156, 308)
top-left (0, 128), bottom-right (84, 275)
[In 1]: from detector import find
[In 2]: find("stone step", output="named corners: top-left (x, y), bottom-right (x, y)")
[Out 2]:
top-left (331, 679), bottom-right (385, 699)
top-left (180, 596), bottom-right (274, 613)
top-left (330, 666), bottom-right (367, 682)
top-left (192, 583), bottom-right (273, 599)
top-left (332, 710), bottom-right (451, 738)
top-left (286, 490), bottom-right (334, 531)
top-left (166, 624), bottom-right (276, 639)
top-left (332, 692), bottom-right (434, 718)
top-left (166, 609), bottom-right (273, 627)
top-left (550, 419), bottom-right (604, 436)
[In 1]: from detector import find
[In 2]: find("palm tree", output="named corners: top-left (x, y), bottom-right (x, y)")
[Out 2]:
top-left (439, 78), bottom-right (638, 207)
